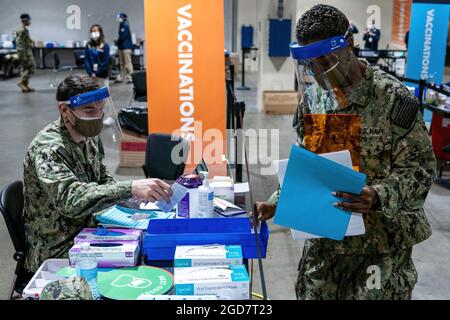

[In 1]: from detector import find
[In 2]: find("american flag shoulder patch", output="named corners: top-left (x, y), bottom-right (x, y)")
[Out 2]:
top-left (391, 95), bottom-right (419, 129)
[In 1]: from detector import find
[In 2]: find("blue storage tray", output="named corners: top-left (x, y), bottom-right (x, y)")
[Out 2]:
top-left (147, 217), bottom-right (251, 234)
top-left (143, 220), bottom-right (269, 260)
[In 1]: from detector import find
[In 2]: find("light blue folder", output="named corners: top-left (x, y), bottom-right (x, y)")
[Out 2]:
top-left (96, 205), bottom-right (175, 230)
top-left (273, 145), bottom-right (366, 240)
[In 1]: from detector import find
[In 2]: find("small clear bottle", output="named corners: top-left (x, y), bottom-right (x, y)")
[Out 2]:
top-left (75, 242), bottom-right (100, 299)
top-left (198, 171), bottom-right (215, 218)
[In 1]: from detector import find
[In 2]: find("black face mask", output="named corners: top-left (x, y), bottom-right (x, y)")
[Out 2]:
top-left (68, 109), bottom-right (104, 138)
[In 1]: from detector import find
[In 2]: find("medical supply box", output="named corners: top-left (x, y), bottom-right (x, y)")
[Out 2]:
top-left (69, 239), bottom-right (141, 268)
top-left (174, 265), bottom-right (250, 300)
top-left (174, 245), bottom-right (243, 267)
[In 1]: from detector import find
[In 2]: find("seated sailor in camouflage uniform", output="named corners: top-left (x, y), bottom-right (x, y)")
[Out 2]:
top-left (23, 74), bottom-right (173, 273)
top-left (255, 5), bottom-right (436, 300)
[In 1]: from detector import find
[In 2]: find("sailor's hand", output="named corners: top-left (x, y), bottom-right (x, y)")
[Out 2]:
top-left (131, 179), bottom-right (172, 203)
top-left (333, 186), bottom-right (379, 214)
top-left (254, 202), bottom-right (276, 221)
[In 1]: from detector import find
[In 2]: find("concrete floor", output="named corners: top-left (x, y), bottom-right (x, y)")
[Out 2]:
top-left (0, 69), bottom-right (449, 300)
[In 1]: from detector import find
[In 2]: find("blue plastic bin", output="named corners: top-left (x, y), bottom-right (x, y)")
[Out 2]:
top-left (143, 218), bottom-right (269, 261)
top-left (147, 217), bottom-right (251, 234)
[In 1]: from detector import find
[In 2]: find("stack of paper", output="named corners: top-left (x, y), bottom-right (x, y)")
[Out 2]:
top-left (273, 147), bottom-right (366, 240)
top-left (213, 198), bottom-right (246, 217)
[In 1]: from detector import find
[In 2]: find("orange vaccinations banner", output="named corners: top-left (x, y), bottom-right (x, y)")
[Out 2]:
top-left (144, 0), bottom-right (226, 174)
top-left (391, 0), bottom-right (412, 49)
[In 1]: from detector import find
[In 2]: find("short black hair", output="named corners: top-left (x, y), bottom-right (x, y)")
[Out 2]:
top-left (20, 13), bottom-right (31, 20)
top-left (56, 74), bottom-right (100, 101)
top-left (296, 4), bottom-right (350, 43)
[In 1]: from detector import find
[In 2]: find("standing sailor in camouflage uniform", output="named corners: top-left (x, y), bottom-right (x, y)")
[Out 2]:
top-left (16, 14), bottom-right (35, 93)
top-left (23, 74), bottom-right (173, 273)
top-left (256, 5), bottom-right (436, 300)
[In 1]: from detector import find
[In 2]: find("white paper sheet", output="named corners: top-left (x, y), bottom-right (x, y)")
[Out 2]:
top-left (156, 182), bottom-right (188, 213)
top-left (234, 182), bottom-right (250, 193)
top-left (139, 202), bottom-right (161, 211)
top-left (273, 150), bottom-right (366, 240)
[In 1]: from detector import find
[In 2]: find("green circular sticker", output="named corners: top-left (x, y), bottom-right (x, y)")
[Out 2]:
top-left (97, 266), bottom-right (173, 300)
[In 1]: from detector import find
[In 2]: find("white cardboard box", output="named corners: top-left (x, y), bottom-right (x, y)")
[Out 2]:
top-left (69, 240), bottom-right (140, 268)
top-left (210, 177), bottom-right (234, 203)
top-left (174, 265), bottom-right (249, 300)
top-left (174, 245), bottom-right (243, 268)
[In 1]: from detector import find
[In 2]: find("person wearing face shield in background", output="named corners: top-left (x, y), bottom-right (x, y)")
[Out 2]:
top-left (255, 5), bottom-right (436, 299)
top-left (363, 19), bottom-right (381, 51)
top-left (22, 74), bottom-right (173, 273)
top-left (115, 13), bottom-right (134, 84)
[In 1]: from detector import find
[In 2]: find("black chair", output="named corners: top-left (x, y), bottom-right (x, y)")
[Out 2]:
top-left (0, 181), bottom-right (32, 300)
top-left (143, 133), bottom-right (190, 180)
top-left (73, 50), bottom-right (85, 68)
top-left (131, 70), bottom-right (147, 103)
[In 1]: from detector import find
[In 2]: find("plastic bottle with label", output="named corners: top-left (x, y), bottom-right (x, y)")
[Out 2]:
top-left (75, 242), bottom-right (100, 299)
top-left (176, 174), bottom-right (203, 218)
top-left (198, 171), bottom-right (214, 218)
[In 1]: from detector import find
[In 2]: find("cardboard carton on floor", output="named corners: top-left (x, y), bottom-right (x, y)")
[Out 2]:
top-left (263, 91), bottom-right (298, 115)
top-left (120, 130), bottom-right (147, 168)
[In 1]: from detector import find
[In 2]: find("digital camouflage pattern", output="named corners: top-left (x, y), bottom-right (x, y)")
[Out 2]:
top-left (23, 119), bottom-right (132, 272)
top-left (295, 247), bottom-right (417, 299)
top-left (15, 25), bottom-right (35, 83)
top-left (269, 61), bottom-right (436, 299)
top-left (40, 277), bottom-right (94, 300)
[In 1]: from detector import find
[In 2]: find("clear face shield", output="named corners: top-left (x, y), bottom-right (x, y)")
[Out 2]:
top-left (291, 34), bottom-right (364, 113)
top-left (61, 86), bottom-right (121, 141)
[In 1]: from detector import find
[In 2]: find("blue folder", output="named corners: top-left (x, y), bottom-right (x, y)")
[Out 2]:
top-left (274, 145), bottom-right (366, 240)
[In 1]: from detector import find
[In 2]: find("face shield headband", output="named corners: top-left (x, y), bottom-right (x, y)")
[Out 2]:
top-left (61, 86), bottom-right (110, 110)
top-left (290, 35), bottom-right (350, 61)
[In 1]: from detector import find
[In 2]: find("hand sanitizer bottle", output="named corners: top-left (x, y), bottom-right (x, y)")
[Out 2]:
top-left (198, 171), bottom-right (214, 218)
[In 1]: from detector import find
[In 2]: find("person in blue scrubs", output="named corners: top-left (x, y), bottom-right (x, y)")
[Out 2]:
top-left (84, 25), bottom-right (114, 125)
top-left (84, 24), bottom-right (110, 87)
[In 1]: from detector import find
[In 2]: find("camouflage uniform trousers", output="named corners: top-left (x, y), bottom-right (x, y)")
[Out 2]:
top-left (295, 246), bottom-right (417, 300)
top-left (18, 50), bottom-right (35, 83)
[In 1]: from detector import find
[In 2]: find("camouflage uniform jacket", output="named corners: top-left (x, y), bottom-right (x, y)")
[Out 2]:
top-left (15, 25), bottom-right (33, 55)
top-left (270, 62), bottom-right (436, 255)
top-left (23, 119), bottom-right (132, 272)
